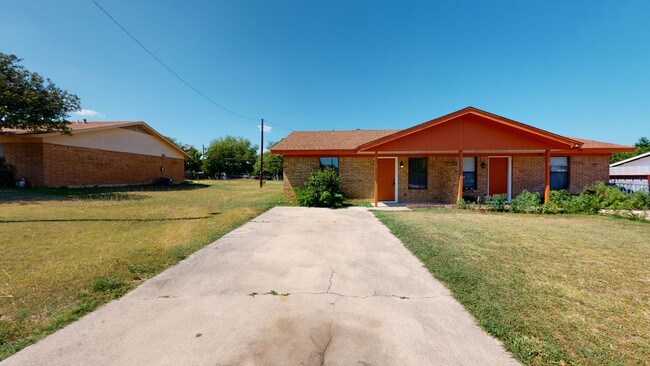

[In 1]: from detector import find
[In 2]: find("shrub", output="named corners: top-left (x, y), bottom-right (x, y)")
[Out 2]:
top-left (486, 194), bottom-right (507, 212)
top-left (295, 167), bottom-right (346, 208)
top-left (510, 190), bottom-right (541, 213)
top-left (0, 158), bottom-right (16, 187)
top-left (457, 198), bottom-right (471, 210)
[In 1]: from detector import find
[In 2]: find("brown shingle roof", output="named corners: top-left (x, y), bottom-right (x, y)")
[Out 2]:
top-left (0, 121), bottom-right (141, 135)
top-left (569, 137), bottom-right (634, 150)
top-left (272, 130), bottom-right (399, 151)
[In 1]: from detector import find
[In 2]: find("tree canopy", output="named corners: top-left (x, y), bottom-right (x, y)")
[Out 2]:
top-left (0, 53), bottom-right (81, 133)
top-left (254, 140), bottom-right (283, 179)
top-left (610, 136), bottom-right (650, 163)
top-left (203, 136), bottom-right (258, 178)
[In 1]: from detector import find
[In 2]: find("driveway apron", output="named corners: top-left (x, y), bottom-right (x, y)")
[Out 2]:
top-left (2, 207), bottom-right (518, 365)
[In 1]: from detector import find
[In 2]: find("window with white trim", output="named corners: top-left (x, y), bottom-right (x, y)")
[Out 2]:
top-left (462, 157), bottom-right (476, 190)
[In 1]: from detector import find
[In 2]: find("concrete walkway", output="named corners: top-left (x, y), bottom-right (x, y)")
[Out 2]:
top-left (2, 207), bottom-right (518, 366)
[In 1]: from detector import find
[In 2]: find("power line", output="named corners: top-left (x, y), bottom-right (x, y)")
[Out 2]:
top-left (93, 0), bottom-right (259, 122)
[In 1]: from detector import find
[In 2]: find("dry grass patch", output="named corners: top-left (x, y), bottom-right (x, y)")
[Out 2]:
top-left (374, 209), bottom-right (649, 366)
top-left (0, 180), bottom-right (282, 360)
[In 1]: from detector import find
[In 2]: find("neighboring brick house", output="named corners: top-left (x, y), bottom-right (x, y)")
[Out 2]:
top-left (271, 107), bottom-right (634, 205)
top-left (0, 121), bottom-right (189, 187)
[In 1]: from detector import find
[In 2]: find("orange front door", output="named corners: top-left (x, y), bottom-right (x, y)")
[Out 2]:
top-left (489, 157), bottom-right (508, 195)
top-left (377, 159), bottom-right (395, 201)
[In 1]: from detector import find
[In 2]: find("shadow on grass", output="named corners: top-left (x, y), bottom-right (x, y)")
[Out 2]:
top-left (0, 212), bottom-right (221, 224)
top-left (0, 182), bottom-right (210, 204)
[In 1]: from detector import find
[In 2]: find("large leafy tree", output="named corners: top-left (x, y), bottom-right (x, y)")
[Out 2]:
top-left (254, 140), bottom-right (283, 179)
top-left (0, 53), bottom-right (81, 133)
top-left (610, 137), bottom-right (650, 163)
top-left (164, 136), bottom-right (203, 173)
top-left (203, 136), bottom-right (258, 178)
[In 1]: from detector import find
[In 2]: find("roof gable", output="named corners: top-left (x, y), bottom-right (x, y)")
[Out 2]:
top-left (358, 107), bottom-right (582, 152)
top-left (1, 121), bottom-right (190, 158)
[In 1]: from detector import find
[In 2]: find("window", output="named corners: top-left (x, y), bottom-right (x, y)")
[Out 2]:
top-left (408, 157), bottom-right (427, 189)
top-left (550, 157), bottom-right (569, 189)
top-left (462, 157), bottom-right (476, 190)
top-left (319, 157), bottom-right (339, 173)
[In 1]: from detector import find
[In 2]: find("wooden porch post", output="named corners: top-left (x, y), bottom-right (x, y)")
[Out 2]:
top-left (544, 149), bottom-right (551, 203)
top-left (457, 150), bottom-right (464, 202)
top-left (374, 152), bottom-right (378, 207)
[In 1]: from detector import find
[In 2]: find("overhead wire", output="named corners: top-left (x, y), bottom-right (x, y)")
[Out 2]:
top-left (93, 0), bottom-right (270, 123)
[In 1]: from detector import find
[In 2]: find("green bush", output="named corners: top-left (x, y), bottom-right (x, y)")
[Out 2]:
top-left (510, 190), bottom-right (541, 213)
top-left (486, 194), bottom-right (507, 212)
top-left (0, 158), bottom-right (16, 187)
top-left (295, 167), bottom-right (346, 208)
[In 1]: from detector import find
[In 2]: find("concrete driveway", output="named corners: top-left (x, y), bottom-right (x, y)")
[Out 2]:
top-left (2, 207), bottom-right (518, 365)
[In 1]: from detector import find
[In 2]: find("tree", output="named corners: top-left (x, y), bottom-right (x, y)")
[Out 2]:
top-left (164, 136), bottom-right (203, 173)
top-left (254, 140), bottom-right (283, 179)
top-left (184, 146), bottom-right (202, 173)
top-left (610, 136), bottom-right (650, 163)
top-left (203, 136), bottom-right (258, 178)
top-left (0, 53), bottom-right (81, 133)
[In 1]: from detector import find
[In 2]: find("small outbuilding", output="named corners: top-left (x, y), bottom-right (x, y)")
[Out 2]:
top-left (609, 151), bottom-right (650, 192)
top-left (271, 107), bottom-right (634, 205)
top-left (0, 121), bottom-right (189, 187)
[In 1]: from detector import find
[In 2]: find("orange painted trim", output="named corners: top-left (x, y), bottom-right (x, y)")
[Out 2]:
top-left (374, 153), bottom-right (378, 207)
top-left (544, 150), bottom-right (551, 203)
top-left (271, 149), bottom-right (357, 156)
top-left (457, 151), bottom-right (463, 202)
top-left (554, 147), bottom-right (635, 154)
top-left (357, 107), bottom-right (582, 151)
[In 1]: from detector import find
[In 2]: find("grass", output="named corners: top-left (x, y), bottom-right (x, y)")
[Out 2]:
top-left (0, 180), bottom-right (282, 360)
top-left (374, 209), bottom-right (649, 366)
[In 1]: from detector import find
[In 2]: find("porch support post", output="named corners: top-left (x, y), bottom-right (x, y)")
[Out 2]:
top-left (457, 150), bottom-right (464, 203)
top-left (544, 149), bottom-right (551, 203)
top-left (374, 152), bottom-right (378, 207)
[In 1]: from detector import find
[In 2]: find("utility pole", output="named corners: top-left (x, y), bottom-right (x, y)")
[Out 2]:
top-left (260, 118), bottom-right (264, 188)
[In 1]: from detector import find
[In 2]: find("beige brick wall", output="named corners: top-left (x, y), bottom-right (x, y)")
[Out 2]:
top-left (282, 157), bottom-right (320, 201)
top-left (339, 157), bottom-right (374, 199)
top-left (3, 142), bottom-right (45, 186)
top-left (569, 155), bottom-right (609, 194)
top-left (41, 143), bottom-right (184, 187)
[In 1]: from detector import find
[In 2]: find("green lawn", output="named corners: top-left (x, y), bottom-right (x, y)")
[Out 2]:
top-left (374, 209), bottom-right (649, 366)
top-left (0, 180), bottom-right (283, 360)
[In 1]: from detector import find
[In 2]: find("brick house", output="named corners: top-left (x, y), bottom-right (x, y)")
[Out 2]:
top-left (271, 107), bottom-right (634, 205)
top-left (0, 121), bottom-right (189, 187)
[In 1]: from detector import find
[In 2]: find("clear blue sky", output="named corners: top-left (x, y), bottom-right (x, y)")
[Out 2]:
top-left (2, 1), bottom-right (649, 150)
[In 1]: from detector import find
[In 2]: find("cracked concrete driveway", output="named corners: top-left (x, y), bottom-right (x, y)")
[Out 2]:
top-left (2, 207), bottom-right (518, 366)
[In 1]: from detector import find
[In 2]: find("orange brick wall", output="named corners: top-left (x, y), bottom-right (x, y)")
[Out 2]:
top-left (3, 142), bottom-right (184, 187)
top-left (512, 156), bottom-right (546, 196)
top-left (3, 143), bottom-right (45, 186)
top-left (282, 154), bottom-right (612, 203)
top-left (41, 143), bottom-right (184, 186)
top-left (569, 155), bottom-right (609, 193)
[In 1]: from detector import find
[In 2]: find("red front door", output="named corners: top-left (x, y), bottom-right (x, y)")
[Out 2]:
top-left (377, 159), bottom-right (395, 201)
top-left (489, 157), bottom-right (508, 196)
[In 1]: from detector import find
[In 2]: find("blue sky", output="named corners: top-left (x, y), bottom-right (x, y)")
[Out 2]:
top-left (1, 1), bottom-right (649, 149)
